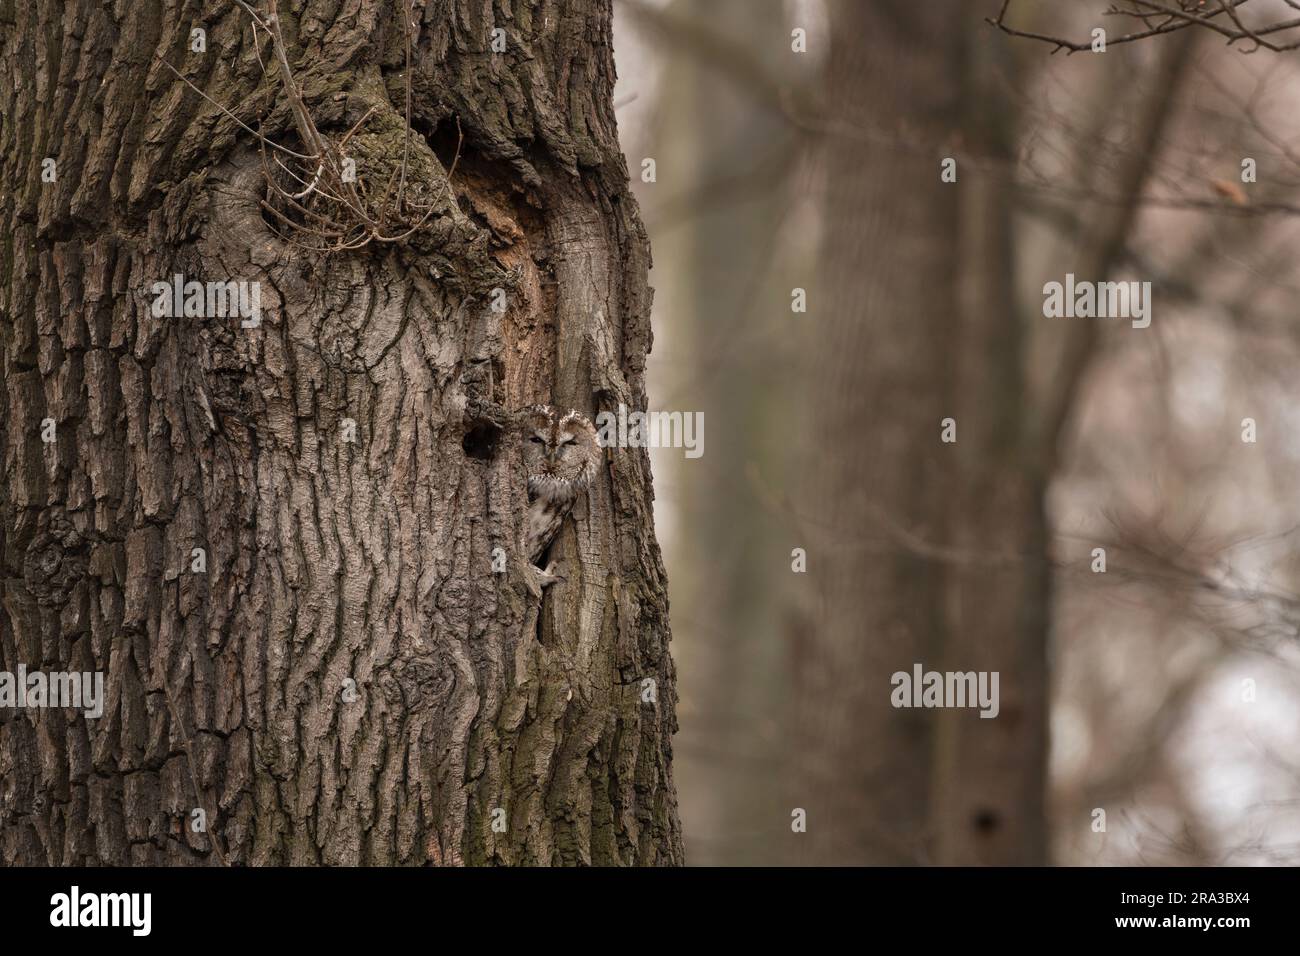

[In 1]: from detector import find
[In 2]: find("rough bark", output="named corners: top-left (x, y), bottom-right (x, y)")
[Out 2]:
top-left (0, 0), bottom-right (682, 866)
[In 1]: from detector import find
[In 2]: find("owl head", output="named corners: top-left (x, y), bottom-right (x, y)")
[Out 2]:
top-left (520, 404), bottom-right (601, 500)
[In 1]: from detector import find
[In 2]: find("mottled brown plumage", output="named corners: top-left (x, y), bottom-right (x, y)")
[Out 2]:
top-left (519, 404), bottom-right (601, 567)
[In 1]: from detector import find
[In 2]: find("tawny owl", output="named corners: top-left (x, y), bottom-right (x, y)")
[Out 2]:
top-left (519, 404), bottom-right (601, 571)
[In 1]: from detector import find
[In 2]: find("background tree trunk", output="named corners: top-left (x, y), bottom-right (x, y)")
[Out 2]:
top-left (0, 0), bottom-right (682, 866)
top-left (630, 0), bottom-right (807, 866)
top-left (792, 0), bottom-right (1047, 865)
top-left (791, 0), bottom-right (1191, 865)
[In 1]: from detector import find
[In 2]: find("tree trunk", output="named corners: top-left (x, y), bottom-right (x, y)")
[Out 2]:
top-left (0, 0), bottom-right (682, 866)
top-left (792, 0), bottom-right (1047, 865)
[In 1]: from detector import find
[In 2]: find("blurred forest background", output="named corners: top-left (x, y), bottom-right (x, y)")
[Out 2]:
top-left (613, 0), bottom-right (1300, 865)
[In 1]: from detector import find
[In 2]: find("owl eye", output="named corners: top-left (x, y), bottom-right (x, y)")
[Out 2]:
top-left (529, 436), bottom-right (545, 444)
top-left (561, 437), bottom-right (577, 446)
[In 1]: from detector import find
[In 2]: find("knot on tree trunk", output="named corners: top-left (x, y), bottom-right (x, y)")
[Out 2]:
top-left (20, 511), bottom-right (88, 608)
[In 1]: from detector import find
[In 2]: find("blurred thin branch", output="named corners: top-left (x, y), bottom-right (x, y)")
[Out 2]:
top-left (990, 0), bottom-right (1300, 54)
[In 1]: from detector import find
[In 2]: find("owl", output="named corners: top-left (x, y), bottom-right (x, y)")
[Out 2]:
top-left (519, 404), bottom-right (602, 569)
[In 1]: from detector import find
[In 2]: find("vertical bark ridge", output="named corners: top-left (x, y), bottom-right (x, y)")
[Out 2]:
top-left (1, 0), bottom-right (681, 866)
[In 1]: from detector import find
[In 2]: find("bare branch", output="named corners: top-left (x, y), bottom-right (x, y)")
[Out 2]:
top-left (989, 0), bottom-right (1300, 53)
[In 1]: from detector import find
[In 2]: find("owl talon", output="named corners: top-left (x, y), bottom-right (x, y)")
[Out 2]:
top-left (536, 560), bottom-right (563, 587)
top-left (523, 561), bottom-right (563, 599)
